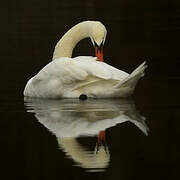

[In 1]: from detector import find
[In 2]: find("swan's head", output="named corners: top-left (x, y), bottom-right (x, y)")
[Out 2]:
top-left (89, 21), bottom-right (107, 62)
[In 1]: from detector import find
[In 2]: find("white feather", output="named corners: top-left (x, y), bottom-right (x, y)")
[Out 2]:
top-left (24, 56), bottom-right (146, 98)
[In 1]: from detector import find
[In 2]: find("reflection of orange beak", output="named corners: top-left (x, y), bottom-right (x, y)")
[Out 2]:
top-left (95, 46), bottom-right (103, 62)
top-left (97, 130), bottom-right (106, 145)
top-left (95, 130), bottom-right (108, 153)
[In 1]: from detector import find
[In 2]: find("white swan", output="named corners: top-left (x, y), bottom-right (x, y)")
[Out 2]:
top-left (24, 21), bottom-right (147, 98)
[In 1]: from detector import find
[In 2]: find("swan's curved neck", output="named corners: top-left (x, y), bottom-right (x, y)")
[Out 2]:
top-left (53, 22), bottom-right (91, 60)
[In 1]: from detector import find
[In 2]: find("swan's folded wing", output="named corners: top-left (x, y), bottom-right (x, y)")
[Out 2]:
top-left (30, 57), bottom-right (129, 97)
top-left (34, 57), bottom-right (118, 84)
top-left (33, 58), bottom-right (89, 84)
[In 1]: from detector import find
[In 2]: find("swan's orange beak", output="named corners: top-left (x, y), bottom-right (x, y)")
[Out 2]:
top-left (95, 46), bottom-right (103, 62)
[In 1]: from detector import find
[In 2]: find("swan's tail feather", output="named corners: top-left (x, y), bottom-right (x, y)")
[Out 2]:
top-left (113, 61), bottom-right (147, 96)
top-left (130, 61), bottom-right (147, 77)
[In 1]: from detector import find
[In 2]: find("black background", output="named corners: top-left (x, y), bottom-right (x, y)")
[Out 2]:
top-left (0, 0), bottom-right (179, 180)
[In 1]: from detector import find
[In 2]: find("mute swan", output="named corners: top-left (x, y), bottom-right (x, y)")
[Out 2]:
top-left (24, 21), bottom-right (147, 98)
top-left (25, 98), bottom-right (149, 171)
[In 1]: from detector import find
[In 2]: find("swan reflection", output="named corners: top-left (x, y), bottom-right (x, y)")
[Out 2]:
top-left (24, 98), bottom-right (149, 172)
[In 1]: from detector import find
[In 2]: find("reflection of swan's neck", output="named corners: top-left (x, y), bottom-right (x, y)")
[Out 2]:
top-left (53, 21), bottom-right (91, 60)
top-left (57, 137), bottom-right (110, 170)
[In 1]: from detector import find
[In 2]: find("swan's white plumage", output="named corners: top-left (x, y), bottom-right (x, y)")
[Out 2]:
top-left (24, 56), bottom-right (146, 98)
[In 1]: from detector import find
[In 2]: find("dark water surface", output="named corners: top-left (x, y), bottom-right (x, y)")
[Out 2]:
top-left (2, 81), bottom-right (176, 180)
top-left (1, 0), bottom-right (179, 179)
